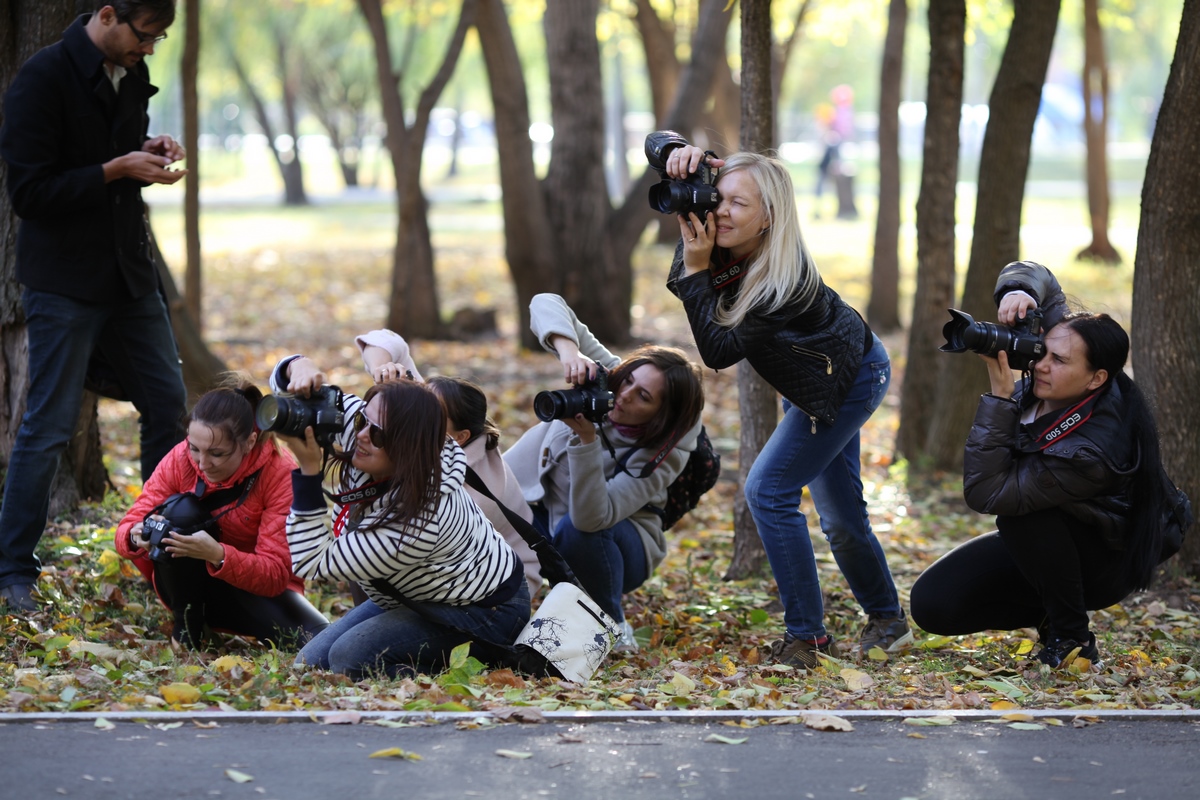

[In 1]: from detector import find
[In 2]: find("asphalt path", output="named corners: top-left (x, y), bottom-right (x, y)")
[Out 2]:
top-left (2, 712), bottom-right (1197, 800)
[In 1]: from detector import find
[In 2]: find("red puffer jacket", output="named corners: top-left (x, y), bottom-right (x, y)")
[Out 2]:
top-left (116, 439), bottom-right (305, 597)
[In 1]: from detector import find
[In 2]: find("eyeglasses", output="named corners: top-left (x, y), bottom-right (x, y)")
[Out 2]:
top-left (352, 410), bottom-right (386, 448)
top-left (123, 18), bottom-right (169, 46)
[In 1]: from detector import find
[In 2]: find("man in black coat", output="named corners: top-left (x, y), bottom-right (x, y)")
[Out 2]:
top-left (0, 1), bottom-right (188, 614)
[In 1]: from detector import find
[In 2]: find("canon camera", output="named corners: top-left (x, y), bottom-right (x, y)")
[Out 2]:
top-left (939, 308), bottom-right (1045, 371)
top-left (645, 130), bottom-right (720, 215)
top-left (534, 366), bottom-right (615, 423)
top-left (142, 493), bottom-right (219, 564)
top-left (255, 385), bottom-right (345, 448)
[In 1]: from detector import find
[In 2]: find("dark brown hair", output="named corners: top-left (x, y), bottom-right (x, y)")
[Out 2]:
top-left (188, 372), bottom-right (267, 449)
top-left (606, 345), bottom-right (704, 452)
top-left (427, 375), bottom-right (501, 451)
top-left (107, 1), bottom-right (177, 27)
top-left (341, 381), bottom-right (448, 533)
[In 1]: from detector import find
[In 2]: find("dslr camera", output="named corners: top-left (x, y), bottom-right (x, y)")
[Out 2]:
top-left (939, 308), bottom-right (1045, 371)
top-left (255, 385), bottom-right (345, 448)
top-left (645, 130), bottom-right (720, 215)
top-left (142, 493), bottom-right (219, 564)
top-left (534, 365), bottom-right (615, 423)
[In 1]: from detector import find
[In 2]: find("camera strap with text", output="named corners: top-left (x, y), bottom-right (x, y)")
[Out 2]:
top-left (1026, 389), bottom-right (1104, 452)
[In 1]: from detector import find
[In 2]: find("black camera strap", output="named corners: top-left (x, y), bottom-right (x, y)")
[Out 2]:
top-left (709, 252), bottom-right (750, 292)
top-left (328, 479), bottom-right (392, 537)
top-left (598, 423), bottom-right (678, 479)
top-left (192, 468), bottom-right (263, 520)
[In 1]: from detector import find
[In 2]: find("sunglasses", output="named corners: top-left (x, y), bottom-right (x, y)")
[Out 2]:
top-left (352, 410), bottom-right (386, 448)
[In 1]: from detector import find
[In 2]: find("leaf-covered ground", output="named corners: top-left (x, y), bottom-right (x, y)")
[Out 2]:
top-left (2, 212), bottom-right (1196, 716)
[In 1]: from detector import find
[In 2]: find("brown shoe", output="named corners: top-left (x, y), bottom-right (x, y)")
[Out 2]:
top-left (766, 635), bottom-right (839, 670)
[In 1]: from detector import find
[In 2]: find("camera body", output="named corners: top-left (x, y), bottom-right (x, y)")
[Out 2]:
top-left (939, 308), bottom-right (1045, 371)
top-left (255, 385), bottom-right (345, 448)
top-left (645, 130), bottom-right (720, 215)
top-left (534, 366), bottom-right (615, 423)
top-left (142, 516), bottom-right (174, 564)
top-left (141, 492), bottom-right (220, 564)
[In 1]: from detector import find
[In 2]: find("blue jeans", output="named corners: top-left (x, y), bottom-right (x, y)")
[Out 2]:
top-left (296, 583), bottom-right (531, 679)
top-left (745, 336), bottom-right (900, 640)
top-left (546, 512), bottom-right (649, 624)
top-left (0, 288), bottom-right (186, 589)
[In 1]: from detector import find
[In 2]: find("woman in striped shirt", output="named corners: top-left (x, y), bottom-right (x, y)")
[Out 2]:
top-left (276, 356), bottom-right (528, 679)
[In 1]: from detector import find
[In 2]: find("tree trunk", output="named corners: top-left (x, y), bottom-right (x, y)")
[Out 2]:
top-left (867, 0), bottom-right (907, 333)
top-left (722, 0), bottom-right (776, 582)
top-left (543, 0), bottom-right (626, 341)
top-left (275, 29), bottom-right (308, 207)
top-left (475, 0), bottom-right (557, 349)
top-left (896, 0), bottom-right (965, 466)
top-left (1076, 0), bottom-right (1121, 264)
top-left (358, 0), bottom-right (477, 339)
top-left (1131, 0), bottom-right (1200, 578)
top-left (1, 0), bottom-right (107, 512)
top-left (228, 50), bottom-right (307, 207)
top-left (924, 0), bottom-right (1061, 472)
top-left (182, 0), bottom-right (202, 328)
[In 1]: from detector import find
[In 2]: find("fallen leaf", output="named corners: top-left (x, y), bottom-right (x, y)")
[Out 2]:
top-left (904, 716), bottom-right (956, 727)
top-left (368, 748), bottom-right (422, 761)
top-left (495, 750), bottom-right (533, 759)
top-left (322, 712), bottom-right (362, 725)
top-left (1008, 722), bottom-right (1046, 731)
top-left (990, 700), bottom-right (1020, 710)
top-left (225, 769), bottom-right (254, 783)
top-left (840, 668), bottom-right (875, 692)
top-left (703, 733), bottom-right (748, 744)
top-left (493, 707), bottom-right (545, 724)
top-left (159, 682), bottom-right (201, 705)
top-left (209, 655), bottom-right (253, 673)
top-left (803, 714), bottom-right (854, 732)
top-left (94, 718), bottom-right (115, 731)
top-left (1001, 713), bottom-right (1034, 722)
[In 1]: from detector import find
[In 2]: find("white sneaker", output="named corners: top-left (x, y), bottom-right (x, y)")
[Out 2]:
top-left (613, 620), bottom-right (639, 654)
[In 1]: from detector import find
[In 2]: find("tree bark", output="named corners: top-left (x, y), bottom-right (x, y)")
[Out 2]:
top-left (475, 0), bottom-right (556, 349)
top-left (722, 0), bottom-right (776, 582)
top-left (1076, 0), bottom-right (1121, 264)
top-left (228, 48), bottom-right (308, 207)
top-left (867, 0), bottom-right (907, 333)
top-left (1131, 0), bottom-right (1200, 577)
top-left (896, 0), bottom-right (965, 466)
top-left (182, 0), bottom-right (202, 327)
top-left (358, 0), bottom-right (477, 339)
top-left (924, 0), bottom-right (1061, 472)
top-left (1, 0), bottom-right (107, 513)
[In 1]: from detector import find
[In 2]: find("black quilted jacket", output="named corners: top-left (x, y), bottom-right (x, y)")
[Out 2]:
top-left (963, 382), bottom-right (1138, 551)
top-left (667, 244), bottom-right (871, 427)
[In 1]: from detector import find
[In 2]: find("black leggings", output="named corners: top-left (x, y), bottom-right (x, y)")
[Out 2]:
top-left (153, 557), bottom-right (328, 648)
top-left (910, 507), bottom-right (1133, 642)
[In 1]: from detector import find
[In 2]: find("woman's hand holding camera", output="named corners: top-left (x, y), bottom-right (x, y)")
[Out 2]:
top-left (279, 426), bottom-right (325, 476)
top-left (550, 335), bottom-right (599, 387)
top-left (998, 290), bottom-right (1038, 326)
top-left (667, 144), bottom-right (724, 276)
top-left (980, 350), bottom-right (1016, 400)
top-left (163, 529), bottom-right (224, 565)
top-left (286, 357), bottom-right (327, 398)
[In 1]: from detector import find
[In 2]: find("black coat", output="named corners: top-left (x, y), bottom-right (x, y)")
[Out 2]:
top-left (668, 243), bottom-right (871, 426)
top-left (0, 15), bottom-right (159, 303)
top-left (963, 383), bottom-right (1138, 551)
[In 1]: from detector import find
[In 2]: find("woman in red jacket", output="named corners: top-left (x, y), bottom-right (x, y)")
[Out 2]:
top-left (117, 377), bottom-right (328, 649)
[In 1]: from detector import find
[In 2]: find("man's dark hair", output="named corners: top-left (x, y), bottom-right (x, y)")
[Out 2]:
top-left (104, 1), bottom-right (177, 27)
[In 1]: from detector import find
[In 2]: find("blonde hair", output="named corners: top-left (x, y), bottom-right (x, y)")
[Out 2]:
top-left (712, 152), bottom-right (821, 329)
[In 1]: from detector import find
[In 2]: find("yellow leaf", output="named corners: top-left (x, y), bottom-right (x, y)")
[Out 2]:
top-left (209, 655), bottom-right (253, 673)
top-left (961, 665), bottom-right (989, 678)
top-left (670, 673), bottom-right (696, 695)
top-left (369, 748), bottom-right (422, 760)
top-left (840, 668), bottom-right (875, 692)
top-left (225, 769), bottom-right (254, 783)
top-left (990, 700), bottom-right (1020, 710)
top-left (1001, 713), bottom-right (1034, 722)
top-left (866, 646), bottom-right (889, 662)
top-left (718, 656), bottom-right (738, 677)
top-left (1130, 649), bottom-right (1151, 664)
top-left (1015, 639), bottom-right (1035, 656)
top-left (904, 716), bottom-right (957, 727)
top-left (907, 732), bottom-right (927, 739)
top-left (159, 682), bottom-right (201, 705)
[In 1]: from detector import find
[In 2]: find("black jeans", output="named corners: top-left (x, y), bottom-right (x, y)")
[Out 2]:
top-left (910, 507), bottom-right (1133, 642)
top-left (153, 557), bottom-right (328, 648)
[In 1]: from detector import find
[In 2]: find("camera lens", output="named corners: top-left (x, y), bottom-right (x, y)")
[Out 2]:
top-left (534, 390), bottom-right (576, 422)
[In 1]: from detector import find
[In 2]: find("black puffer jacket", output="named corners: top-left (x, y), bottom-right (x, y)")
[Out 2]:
top-left (668, 244), bottom-right (871, 427)
top-left (993, 259), bottom-right (1068, 331)
top-left (963, 381), bottom-right (1138, 551)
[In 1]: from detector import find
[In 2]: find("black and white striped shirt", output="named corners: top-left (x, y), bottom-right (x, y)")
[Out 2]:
top-left (285, 391), bottom-right (516, 608)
